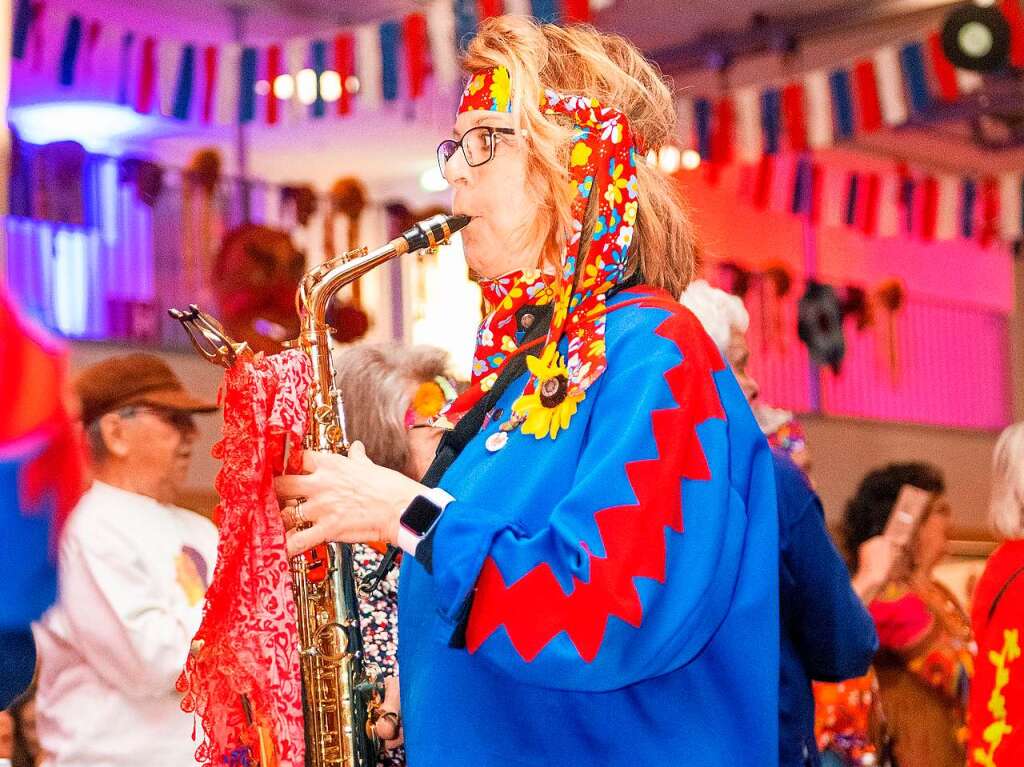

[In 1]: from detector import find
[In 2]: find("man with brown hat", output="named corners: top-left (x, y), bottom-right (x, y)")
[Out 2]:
top-left (33, 353), bottom-right (219, 767)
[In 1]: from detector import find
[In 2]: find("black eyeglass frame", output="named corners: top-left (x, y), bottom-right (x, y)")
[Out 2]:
top-left (436, 126), bottom-right (518, 179)
top-left (117, 405), bottom-right (197, 434)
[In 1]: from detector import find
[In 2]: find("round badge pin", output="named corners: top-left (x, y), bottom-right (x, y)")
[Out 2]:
top-left (485, 431), bottom-right (509, 453)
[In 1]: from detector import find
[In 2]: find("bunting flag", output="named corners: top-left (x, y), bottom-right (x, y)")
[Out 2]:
top-left (712, 97), bottom-right (735, 164)
top-left (675, 96), bottom-right (695, 151)
top-left (310, 39), bottom-right (327, 118)
top-left (404, 14), bottom-right (429, 101)
top-left (284, 38), bottom-right (306, 124)
top-left (333, 34), bottom-right (353, 116)
top-left (873, 46), bottom-right (908, 127)
top-left (761, 88), bottom-right (781, 155)
top-left (136, 36), bottom-right (157, 114)
top-left (781, 83), bottom-right (807, 153)
top-left (356, 24), bottom-right (382, 110)
top-left (829, 69), bottom-right (856, 140)
top-left (117, 31), bottom-right (134, 105)
top-left (379, 21), bottom-right (399, 102)
top-left (694, 98), bottom-right (712, 160)
top-left (238, 46), bottom-right (258, 123)
top-left (157, 39), bottom-right (179, 117)
top-left (961, 179), bottom-right (977, 240)
top-left (265, 44), bottom-right (281, 124)
top-left (734, 87), bottom-right (762, 162)
top-left (201, 45), bottom-right (217, 124)
top-left (1002, 0), bottom-right (1024, 68)
top-left (920, 175), bottom-right (938, 241)
top-left (999, 172), bottom-right (1023, 241)
top-left (804, 70), bottom-right (833, 149)
top-left (877, 173), bottom-right (900, 237)
top-left (426, 0), bottom-right (458, 87)
top-left (214, 43), bottom-right (240, 126)
top-left (900, 42), bottom-right (931, 115)
top-left (935, 174), bottom-right (958, 240)
top-left (173, 44), bottom-right (195, 121)
top-left (57, 13), bottom-right (81, 86)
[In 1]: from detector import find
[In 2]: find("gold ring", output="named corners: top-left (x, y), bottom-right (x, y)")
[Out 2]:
top-left (294, 499), bottom-right (307, 528)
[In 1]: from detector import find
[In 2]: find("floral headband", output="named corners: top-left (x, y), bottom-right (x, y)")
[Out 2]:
top-left (405, 375), bottom-right (458, 429)
top-left (459, 67), bottom-right (639, 423)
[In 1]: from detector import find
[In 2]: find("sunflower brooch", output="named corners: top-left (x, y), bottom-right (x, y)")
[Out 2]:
top-left (511, 344), bottom-right (585, 440)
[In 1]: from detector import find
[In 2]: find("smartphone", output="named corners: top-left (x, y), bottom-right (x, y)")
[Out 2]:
top-left (883, 484), bottom-right (932, 548)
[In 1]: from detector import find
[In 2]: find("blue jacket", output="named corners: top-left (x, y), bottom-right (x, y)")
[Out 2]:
top-left (774, 451), bottom-right (878, 766)
top-left (398, 289), bottom-right (780, 766)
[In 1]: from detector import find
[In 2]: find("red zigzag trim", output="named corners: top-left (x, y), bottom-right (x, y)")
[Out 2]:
top-left (465, 293), bottom-right (728, 662)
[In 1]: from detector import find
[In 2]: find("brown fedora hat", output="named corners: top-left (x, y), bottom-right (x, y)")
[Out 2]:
top-left (75, 353), bottom-right (218, 425)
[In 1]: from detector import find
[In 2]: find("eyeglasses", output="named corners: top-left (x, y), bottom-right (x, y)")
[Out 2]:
top-left (119, 406), bottom-right (197, 434)
top-left (436, 126), bottom-right (517, 180)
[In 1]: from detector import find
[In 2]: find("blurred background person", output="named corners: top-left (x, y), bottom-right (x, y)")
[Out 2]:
top-left (841, 463), bottom-right (973, 767)
top-left (682, 279), bottom-right (880, 766)
top-left (32, 354), bottom-right (219, 767)
top-left (968, 422), bottom-right (1024, 766)
top-left (330, 342), bottom-right (456, 765)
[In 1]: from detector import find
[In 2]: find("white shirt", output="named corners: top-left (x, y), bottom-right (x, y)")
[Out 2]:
top-left (34, 481), bottom-right (218, 767)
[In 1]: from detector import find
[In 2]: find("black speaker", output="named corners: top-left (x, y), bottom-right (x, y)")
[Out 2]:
top-left (941, 3), bottom-right (1012, 72)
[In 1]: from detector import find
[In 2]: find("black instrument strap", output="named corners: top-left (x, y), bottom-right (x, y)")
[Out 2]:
top-left (987, 562), bottom-right (1024, 624)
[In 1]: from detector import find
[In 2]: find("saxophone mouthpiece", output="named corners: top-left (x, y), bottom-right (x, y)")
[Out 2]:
top-left (400, 213), bottom-right (472, 253)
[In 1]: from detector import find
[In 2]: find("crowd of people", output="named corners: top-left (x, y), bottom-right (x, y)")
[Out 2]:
top-left (4, 13), bottom-right (1024, 767)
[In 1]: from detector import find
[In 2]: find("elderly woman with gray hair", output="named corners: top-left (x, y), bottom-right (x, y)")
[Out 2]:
top-left (332, 342), bottom-right (456, 767)
top-left (967, 421), bottom-right (1024, 765)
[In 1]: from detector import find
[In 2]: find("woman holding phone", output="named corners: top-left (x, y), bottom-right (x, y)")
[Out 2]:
top-left (841, 463), bottom-right (973, 767)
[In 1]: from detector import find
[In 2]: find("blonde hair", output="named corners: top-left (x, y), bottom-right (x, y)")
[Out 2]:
top-left (463, 16), bottom-right (696, 295)
top-left (990, 422), bottom-right (1024, 540)
top-left (333, 343), bottom-right (450, 474)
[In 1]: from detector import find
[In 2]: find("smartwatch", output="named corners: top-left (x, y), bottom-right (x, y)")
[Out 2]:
top-left (397, 487), bottom-right (454, 556)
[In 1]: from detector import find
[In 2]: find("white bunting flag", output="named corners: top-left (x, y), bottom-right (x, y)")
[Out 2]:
top-left (356, 24), bottom-right (382, 110)
top-left (999, 172), bottom-right (1023, 241)
top-left (157, 39), bottom-right (181, 117)
top-left (804, 70), bottom-right (833, 149)
top-left (426, 0), bottom-right (458, 87)
top-left (873, 46), bottom-right (908, 127)
top-left (675, 95), bottom-right (694, 151)
top-left (733, 87), bottom-right (762, 162)
top-left (877, 173), bottom-right (900, 237)
top-left (935, 174), bottom-right (960, 241)
top-left (214, 43), bottom-right (240, 126)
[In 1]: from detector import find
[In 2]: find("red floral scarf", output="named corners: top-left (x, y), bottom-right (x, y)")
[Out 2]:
top-left (453, 66), bottom-right (640, 438)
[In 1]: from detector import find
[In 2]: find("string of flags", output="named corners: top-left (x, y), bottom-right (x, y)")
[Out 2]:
top-left (674, 29), bottom-right (983, 164)
top-left (696, 152), bottom-right (1024, 247)
top-left (11, 0), bottom-right (598, 126)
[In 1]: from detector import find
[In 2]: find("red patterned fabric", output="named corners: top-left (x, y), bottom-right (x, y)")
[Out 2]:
top-left (443, 269), bottom-right (554, 423)
top-left (178, 350), bottom-right (312, 767)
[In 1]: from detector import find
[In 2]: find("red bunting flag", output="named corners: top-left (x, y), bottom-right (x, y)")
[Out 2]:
top-left (478, 0), bottom-right (503, 19)
top-left (853, 59), bottom-right (882, 133)
top-left (403, 14), bottom-right (429, 100)
top-left (927, 32), bottom-right (959, 103)
top-left (810, 163), bottom-right (825, 225)
top-left (981, 177), bottom-right (1000, 247)
top-left (334, 34), bottom-right (354, 115)
top-left (266, 44), bottom-right (281, 125)
top-left (782, 83), bottom-right (807, 153)
top-left (1001, 0), bottom-right (1024, 68)
top-left (201, 45), bottom-right (217, 124)
top-left (562, 0), bottom-right (591, 23)
top-left (753, 154), bottom-right (774, 210)
top-left (921, 175), bottom-right (938, 241)
top-left (862, 173), bottom-right (880, 236)
top-left (136, 36), bottom-right (157, 113)
top-left (712, 97), bottom-right (735, 165)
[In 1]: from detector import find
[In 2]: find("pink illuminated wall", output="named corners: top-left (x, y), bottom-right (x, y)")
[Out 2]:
top-left (677, 158), bottom-right (1014, 430)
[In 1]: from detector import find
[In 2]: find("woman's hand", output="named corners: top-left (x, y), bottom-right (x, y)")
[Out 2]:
top-left (374, 676), bottom-right (404, 750)
top-left (274, 441), bottom-right (424, 557)
top-left (851, 534), bottom-right (901, 603)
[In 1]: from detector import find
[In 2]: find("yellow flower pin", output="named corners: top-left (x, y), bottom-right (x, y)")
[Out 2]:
top-left (511, 344), bottom-right (585, 440)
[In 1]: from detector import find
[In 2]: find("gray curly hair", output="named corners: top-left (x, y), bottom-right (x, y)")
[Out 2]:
top-left (333, 343), bottom-right (451, 474)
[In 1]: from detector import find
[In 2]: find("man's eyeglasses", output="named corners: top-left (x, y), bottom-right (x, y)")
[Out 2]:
top-left (436, 126), bottom-right (517, 180)
top-left (118, 406), bottom-right (197, 434)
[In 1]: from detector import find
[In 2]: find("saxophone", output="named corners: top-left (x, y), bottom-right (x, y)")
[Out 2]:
top-left (171, 212), bottom-right (470, 767)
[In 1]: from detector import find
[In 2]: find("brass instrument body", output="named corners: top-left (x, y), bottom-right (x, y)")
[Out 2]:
top-left (287, 213), bottom-right (470, 767)
top-left (171, 214), bottom-right (469, 767)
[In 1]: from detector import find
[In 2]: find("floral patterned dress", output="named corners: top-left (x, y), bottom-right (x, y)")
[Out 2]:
top-left (353, 543), bottom-right (404, 767)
